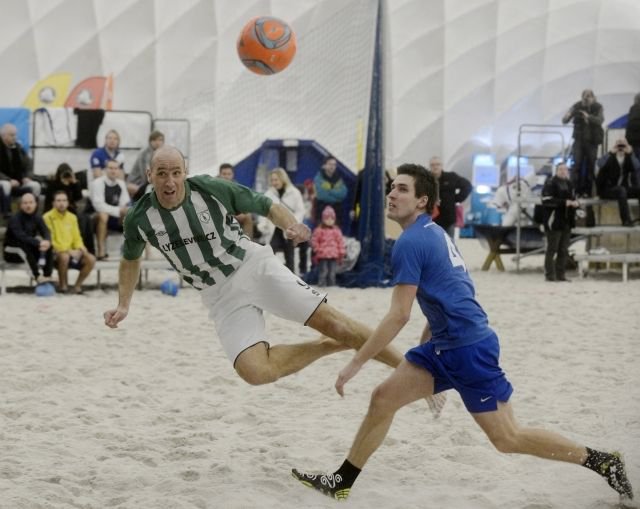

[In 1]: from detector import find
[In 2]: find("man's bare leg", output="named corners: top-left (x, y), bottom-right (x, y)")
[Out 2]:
top-left (309, 303), bottom-right (445, 417)
top-left (474, 402), bottom-right (633, 500)
top-left (292, 360), bottom-right (434, 499)
top-left (234, 338), bottom-right (348, 385)
top-left (307, 302), bottom-right (403, 368)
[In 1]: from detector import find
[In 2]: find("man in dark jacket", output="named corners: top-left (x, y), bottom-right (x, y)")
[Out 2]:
top-left (429, 156), bottom-right (472, 237)
top-left (3, 192), bottom-right (54, 283)
top-left (562, 89), bottom-right (605, 197)
top-left (313, 156), bottom-right (349, 227)
top-left (625, 93), bottom-right (640, 161)
top-left (595, 138), bottom-right (640, 226)
top-left (541, 162), bottom-right (579, 282)
top-left (0, 123), bottom-right (41, 207)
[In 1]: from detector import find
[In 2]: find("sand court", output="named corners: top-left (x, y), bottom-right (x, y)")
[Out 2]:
top-left (1, 239), bottom-right (638, 509)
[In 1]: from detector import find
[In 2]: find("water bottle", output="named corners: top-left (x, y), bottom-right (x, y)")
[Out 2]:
top-left (38, 253), bottom-right (46, 268)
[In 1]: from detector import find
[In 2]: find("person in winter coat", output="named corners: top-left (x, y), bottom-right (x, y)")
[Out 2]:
top-left (313, 156), bottom-right (348, 226)
top-left (625, 93), bottom-right (640, 161)
top-left (595, 138), bottom-right (640, 226)
top-left (3, 192), bottom-right (53, 283)
top-left (541, 162), bottom-right (580, 282)
top-left (428, 156), bottom-right (472, 237)
top-left (259, 168), bottom-right (305, 273)
top-left (311, 206), bottom-right (346, 287)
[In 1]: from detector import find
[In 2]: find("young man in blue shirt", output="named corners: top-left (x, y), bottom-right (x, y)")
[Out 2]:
top-left (292, 163), bottom-right (633, 504)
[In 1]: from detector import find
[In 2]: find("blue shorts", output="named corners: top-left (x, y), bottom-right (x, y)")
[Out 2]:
top-left (405, 332), bottom-right (513, 413)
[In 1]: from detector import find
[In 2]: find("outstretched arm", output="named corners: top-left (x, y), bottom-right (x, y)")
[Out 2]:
top-left (104, 258), bottom-right (141, 328)
top-left (335, 284), bottom-right (417, 396)
top-left (267, 202), bottom-right (310, 245)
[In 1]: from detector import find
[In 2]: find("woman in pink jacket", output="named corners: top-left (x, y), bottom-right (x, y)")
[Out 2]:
top-left (311, 206), bottom-right (346, 286)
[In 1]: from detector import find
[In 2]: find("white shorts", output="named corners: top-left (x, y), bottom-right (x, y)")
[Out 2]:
top-left (200, 243), bottom-right (327, 364)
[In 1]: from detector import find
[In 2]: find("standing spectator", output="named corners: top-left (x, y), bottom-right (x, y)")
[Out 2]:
top-left (91, 159), bottom-right (130, 260)
top-left (313, 156), bottom-right (348, 226)
top-left (596, 138), bottom-right (640, 226)
top-left (217, 162), bottom-right (254, 239)
top-left (259, 167), bottom-right (305, 272)
top-left (44, 162), bottom-right (95, 254)
top-left (311, 206), bottom-right (346, 287)
top-left (3, 192), bottom-right (54, 284)
top-left (127, 130), bottom-right (164, 197)
top-left (625, 93), bottom-right (640, 161)
top-left (90, 129), bottom-right (125, 179)
top-left (44, 191), bottom-right (96, 294)
top-left (0, 123), bottom-right (41, 205)
top-left (297, 179), bottom-right (316, 274)
top-left (541, 162), bottom-right (579, 282)
top-left (428, 156), bottom-right (472, 237)
top-left (562, 89), bottom-right (605, 197)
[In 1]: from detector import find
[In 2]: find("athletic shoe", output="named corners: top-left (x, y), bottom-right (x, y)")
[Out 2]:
top-left (291, 469), bottom-right (351, 501)
top-left (426, 392), bottom-right (447, 419)
top-left (599, 452), bottom-right (634, 502)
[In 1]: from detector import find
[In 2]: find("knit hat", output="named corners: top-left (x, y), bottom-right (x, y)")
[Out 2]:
top-left (322, 206), bottom-right (336, 221)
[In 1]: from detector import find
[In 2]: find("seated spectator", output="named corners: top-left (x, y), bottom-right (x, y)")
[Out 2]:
top-left (596, 138), bottom-right (640, 226)
top-left (0, 123), bottom-right (42, 208)
top-left (313, 156), bottom-right (348, 226)
top-left (127, 130), bottom-right (164, 197)
top-left (258, 167), bottom-right (305, 272)
top-left (217, 162), bottom-right (254, 239)
top-left (44, 163), bottom-right (84, 213)
top-left (311, 205), bottom-right (346, 287)
top-left (3, 192), bottom-right (54, 284)
top-left (44, 190), bottom-right (96, 294)
top-left (90, 129), bottom-right (125, 180)
top-left (91, 159), bottom-right (130, 260)
top-left (44, 162), bottom-right (95, 254)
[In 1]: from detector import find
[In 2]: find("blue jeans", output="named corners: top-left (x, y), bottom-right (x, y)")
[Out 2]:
top-left (317, 259), bottom-right (337, 286)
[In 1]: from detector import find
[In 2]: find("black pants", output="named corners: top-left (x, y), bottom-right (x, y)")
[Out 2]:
top-left (545, 228), bottom-right (571, 280)
top-left (4, 244), bottom-right (54, 278)
top-left (298, 241), bottom-right (310, 274)
top-left (270, 228), bottom-right (295, 272)
top-left (600, 186), bottom-right (640, 225)
top-left (571, 141), bottom-right (598, 196)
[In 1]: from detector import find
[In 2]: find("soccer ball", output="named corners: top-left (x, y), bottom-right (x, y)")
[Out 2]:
top-left (237, 16), bottom-right (296, 75)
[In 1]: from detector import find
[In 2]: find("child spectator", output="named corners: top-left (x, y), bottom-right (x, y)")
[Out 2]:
top-left (311, 206), bottom-right (346, 287)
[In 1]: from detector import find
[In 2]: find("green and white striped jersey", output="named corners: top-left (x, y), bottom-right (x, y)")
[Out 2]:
top-left (122, 175), bottom-right (272, 290)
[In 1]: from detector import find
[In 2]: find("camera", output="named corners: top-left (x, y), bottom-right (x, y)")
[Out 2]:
top-left (616, 143), bottom-right (626, 150)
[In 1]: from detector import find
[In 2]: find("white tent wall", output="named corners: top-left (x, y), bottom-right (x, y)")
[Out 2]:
top-left (1, 0), bottom-right (639, 177)
top-left (388, 0), bottom-right (640, 177)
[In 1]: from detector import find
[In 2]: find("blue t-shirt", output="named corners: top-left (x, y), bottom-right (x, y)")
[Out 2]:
top-left (90, 147), bottom-right (125, 170)
top-left (391, 214), bottom-right (493, 350)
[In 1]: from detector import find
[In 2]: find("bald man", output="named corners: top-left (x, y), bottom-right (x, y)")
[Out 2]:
top-left (103, 146), bottom-right (445, 416)
top-left (0, 123), bottom-right (41, 207)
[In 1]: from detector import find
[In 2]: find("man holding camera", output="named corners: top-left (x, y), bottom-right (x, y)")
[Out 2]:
top-left (562, 90), bottom-right (604, 197)
top-left (596, 138), bottom-right (640, 226)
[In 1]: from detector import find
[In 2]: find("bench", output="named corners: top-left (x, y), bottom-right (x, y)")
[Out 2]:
top-left (94, 258), bottom-right (175, 289)
top-left (573, 253), bottom-right (640, 282)
top-left (474, 224), bottom-right (546, 271)
top-left (0, 258), bottom-right (174, 295)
